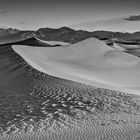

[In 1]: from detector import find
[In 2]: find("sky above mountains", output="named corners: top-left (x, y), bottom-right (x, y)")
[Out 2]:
top-left (0, 0), bottom-right (140, 30)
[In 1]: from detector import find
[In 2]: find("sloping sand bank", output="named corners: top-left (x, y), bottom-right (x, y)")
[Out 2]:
top-left (0, 44), bottom-right (33, 92)
top-left (12, 38), bottom-right (140, 95)
top-left (35, 37), bottom-right (70, 46)
top-left (113, 42), bottom-right (140, 50)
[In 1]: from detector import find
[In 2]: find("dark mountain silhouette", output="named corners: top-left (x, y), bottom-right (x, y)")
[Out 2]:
top-left (36, 27), bottom-right (140, 43)
top-left (36, 27), bottom-right (114, 43)
top-left (0, 44), bottom-right (34, 92)
top-left (0, 26), bottom-right (140, 45)
top-left (0, 28), bottom-right (20, 36)
top-left (0, 30), bottom-right (36, 44)
top-left (36, 26), bottom-right (90, 43)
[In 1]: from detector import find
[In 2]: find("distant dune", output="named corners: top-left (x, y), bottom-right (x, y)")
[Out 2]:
top-left (12, 38), bottom-right (140, 95)
top-left (35, 37), bottom-right (70, 46)
top-left (110, 40), bottom-right (140, 57)
top-left (114, 42), bottom-right (140, 50)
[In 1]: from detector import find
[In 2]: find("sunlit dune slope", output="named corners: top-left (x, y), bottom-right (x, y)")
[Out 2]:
top-left (35, 37), bottom-right (70, 46)
top-left (12, 38), bottom-right (140, 95)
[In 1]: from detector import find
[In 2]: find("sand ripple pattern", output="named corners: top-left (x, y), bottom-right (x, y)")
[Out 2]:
top-left (0, 45), bottom-right (140, 139)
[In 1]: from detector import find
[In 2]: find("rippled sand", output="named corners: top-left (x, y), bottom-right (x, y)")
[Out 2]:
top-left (1, 44), bottom-right (140, 140)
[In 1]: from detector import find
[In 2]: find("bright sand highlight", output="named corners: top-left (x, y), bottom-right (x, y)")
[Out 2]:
top-left (35, 37), bottom-right (70, 46)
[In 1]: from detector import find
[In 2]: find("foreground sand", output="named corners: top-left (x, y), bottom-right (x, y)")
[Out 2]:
top-left (1, 44), bottom-right (140, 139)
top-left (12, 38), bottom-right (140, 95)
top-left (1, 67), bottom-right (140, 140)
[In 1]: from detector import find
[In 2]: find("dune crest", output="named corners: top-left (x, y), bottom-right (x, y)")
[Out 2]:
top-left (12, 37), bottom-right (140, 95)
top-left (35, 37), bottom-right (70, 46)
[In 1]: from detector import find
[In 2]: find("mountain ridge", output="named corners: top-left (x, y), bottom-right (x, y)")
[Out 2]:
top-left (0, 26), bottom-right (140, 44)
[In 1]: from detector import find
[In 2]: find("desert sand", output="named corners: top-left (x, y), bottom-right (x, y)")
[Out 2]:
top-left (111, 42), bottom-right (140, 57)
top-left (113, 42), bottom-right (140, 50)
top-left (0, 39), bottom-right (140, 140)
top-left (112, 43), bottom-right (126, 51)
top-left (0, 44), bottom-right (33, 92)
top-left (35, 37), bottom-right (70, 46)
top-left (12, 37), bottom-right (140, 95)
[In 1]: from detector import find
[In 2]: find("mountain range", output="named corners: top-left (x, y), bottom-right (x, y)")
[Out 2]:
top-left (0, 26), bottom-right (140, 44)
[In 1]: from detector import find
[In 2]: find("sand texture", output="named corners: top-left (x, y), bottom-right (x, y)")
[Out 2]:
top-left (1, 66), bottom-right (140, 140)
top-left (12, 38), bottom-right (140, 95)
top-left (0, 43), bottom-right (140, 139)
top-left (35, 37), bottom-right (70, 46)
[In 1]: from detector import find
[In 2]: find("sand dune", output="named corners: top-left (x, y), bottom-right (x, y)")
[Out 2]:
top-left (1, 39), bottom-right (140, 140)
top-left (125, 49), bottom-right (140, 57)
top-left (112, 43), bottom-right (126, 51)
top-left (113, 42), bottom-right (140, 50)
top-left (12, 38), bottom-right (140, 95)
top-left (111, 42), bottom-right (140, 57)
top-left (0, 44), bottom-right (34, 92)
top-left (35, 37), bottom-right (70, 46)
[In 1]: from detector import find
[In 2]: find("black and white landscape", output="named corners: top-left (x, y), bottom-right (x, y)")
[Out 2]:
top-left (1, 0), bottom-right (140, 140)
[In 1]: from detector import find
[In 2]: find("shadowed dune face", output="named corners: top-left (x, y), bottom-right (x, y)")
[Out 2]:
top-left (12, 38), bottom-right (140, 94)
top-left (35, 37), bottom-right (70, 46)
top-left (0, 44), bottom-right (33, 92)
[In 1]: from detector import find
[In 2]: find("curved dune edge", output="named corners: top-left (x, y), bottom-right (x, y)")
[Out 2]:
top-left (12, 38), bottom-right (140, 95)
top-left (35, 37), bottom-right (70, 46)
top-left (113, 42), bottom-right (140, 50)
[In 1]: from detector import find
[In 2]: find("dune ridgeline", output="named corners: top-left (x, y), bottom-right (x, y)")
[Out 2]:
top-left (12, 37), bottom-right (140, 95)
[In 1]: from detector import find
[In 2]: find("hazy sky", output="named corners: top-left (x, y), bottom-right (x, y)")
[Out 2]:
top-left (0, 0), bottom-right (140, 30)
